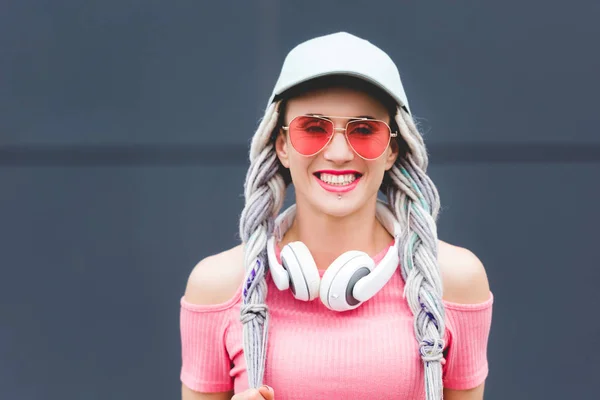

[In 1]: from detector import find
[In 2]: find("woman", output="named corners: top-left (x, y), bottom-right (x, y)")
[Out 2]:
top-left (180, 32), bottom-right (493, 400)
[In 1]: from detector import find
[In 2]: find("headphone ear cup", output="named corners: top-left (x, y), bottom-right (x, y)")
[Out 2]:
top-left (320, 251), bottom-right (374, 312)
top-left (280, 242), bottom-right (321, 301)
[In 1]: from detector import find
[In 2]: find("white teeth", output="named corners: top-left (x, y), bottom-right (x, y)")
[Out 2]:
top-left (319, 173), bottom-right (357, 186)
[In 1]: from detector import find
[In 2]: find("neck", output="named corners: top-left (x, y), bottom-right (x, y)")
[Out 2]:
top-left (280, 198), bottom-right (393, 270)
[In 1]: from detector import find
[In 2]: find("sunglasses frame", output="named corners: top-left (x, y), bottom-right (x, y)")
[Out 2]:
top-left (281, 114), bottom-right (398, 160)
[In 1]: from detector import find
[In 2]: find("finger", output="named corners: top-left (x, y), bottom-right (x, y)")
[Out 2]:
top-left (258, 385), bottom-right (275, 400)
top-left (231, 388), bottom-right (265, 400)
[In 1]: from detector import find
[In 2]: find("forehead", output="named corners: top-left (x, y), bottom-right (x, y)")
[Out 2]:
top-left (284, 86), bottom-right (390, 121)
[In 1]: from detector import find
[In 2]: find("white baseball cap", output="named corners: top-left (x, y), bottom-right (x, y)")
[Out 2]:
top-left (268, 32), bottom-right (411, 115)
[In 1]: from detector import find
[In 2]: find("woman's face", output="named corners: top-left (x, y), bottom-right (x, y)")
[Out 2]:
top-left (275, 86), bottom-right (399, 218)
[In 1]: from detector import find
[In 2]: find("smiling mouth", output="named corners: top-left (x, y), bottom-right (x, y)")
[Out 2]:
top-left (314, 172), bottom-right (363, 186)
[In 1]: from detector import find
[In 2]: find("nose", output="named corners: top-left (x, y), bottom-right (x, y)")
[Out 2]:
top-left (322, 127), bottom-right (354, 163)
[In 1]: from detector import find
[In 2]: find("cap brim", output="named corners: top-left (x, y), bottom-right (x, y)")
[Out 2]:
top-left (269, 70), bottom-right (410, 115)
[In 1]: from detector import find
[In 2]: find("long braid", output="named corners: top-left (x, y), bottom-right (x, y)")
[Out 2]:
top-left (240, 98), bottom-right (446, 398)
top-left (239, 101), bottom-right (286, 388)
top-left (387, 107), bottom-right (446, 399)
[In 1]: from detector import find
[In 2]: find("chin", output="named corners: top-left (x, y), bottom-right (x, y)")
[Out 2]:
top-left (311, 193), bottom-right (368, 219)
top-left (295, 176), bottom-right (378, 217)
top-left (318, 203), bottom-right (355, 218)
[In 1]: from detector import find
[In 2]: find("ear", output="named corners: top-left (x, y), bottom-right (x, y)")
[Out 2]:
top-left (275, 129), bottom-right (291, 169)
top-left (384, 138), bottom-right (400, 170)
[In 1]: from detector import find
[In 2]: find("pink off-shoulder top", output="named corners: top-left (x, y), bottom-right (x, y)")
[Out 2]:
top-left (180, 243), bottom-right (494, 399)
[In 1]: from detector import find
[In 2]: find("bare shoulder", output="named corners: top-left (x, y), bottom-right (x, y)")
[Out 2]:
top-left (183, 243), bottom-right (246, 305)
top-left (437, 239), bottom-right (491, 304)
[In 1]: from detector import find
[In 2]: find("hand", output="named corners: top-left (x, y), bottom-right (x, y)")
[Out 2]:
top-left (231, 385), bottom-right (275, 400)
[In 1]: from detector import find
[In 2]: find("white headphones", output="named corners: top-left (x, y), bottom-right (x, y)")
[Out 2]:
top-left (267, 200), bottom-right (401, 312)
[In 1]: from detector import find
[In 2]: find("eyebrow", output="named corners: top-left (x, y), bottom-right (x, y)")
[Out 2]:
top-left (306, 113), bottom-right (377, 120)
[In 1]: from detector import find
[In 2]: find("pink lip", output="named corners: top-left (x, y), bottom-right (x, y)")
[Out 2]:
top-left (314, 174), bottom-right (362, 193)
top-left (315, 169), bottom-right (360, 175)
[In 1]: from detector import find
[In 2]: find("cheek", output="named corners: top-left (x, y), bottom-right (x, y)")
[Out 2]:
top-left (366, 161), bottom-right (388, 183)
top-left (369, 159), bottom-right (388, 173)
top-left (287, 153), bottom-right (314, 180)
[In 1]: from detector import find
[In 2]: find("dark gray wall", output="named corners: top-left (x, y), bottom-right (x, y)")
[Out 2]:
top-left (1, 1), bottom-right (599, 399)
